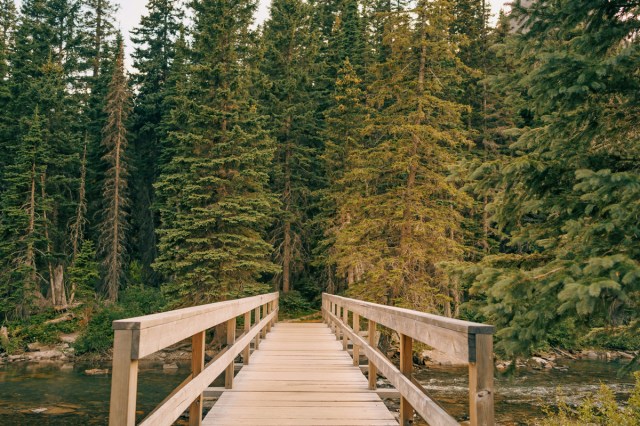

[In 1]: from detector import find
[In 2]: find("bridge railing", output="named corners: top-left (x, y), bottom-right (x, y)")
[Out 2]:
top-left (109, 292), bottom-right (279, 426)
top-left (322, 293), bottom-right (495, 426)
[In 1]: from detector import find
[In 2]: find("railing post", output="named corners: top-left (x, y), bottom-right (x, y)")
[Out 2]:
top-left (266, 303), bottom-right (272, 333)
top-left (368, 319), bottom-right (377, 390)
top-left (352, 313), bottom-right (360, 366)
top-left (335, 304), bottom-right (341, 341)
top-left (399, 334), bottom-right (414, 426)
top-left (243, 311), bottom-right (251, 365)
top-left (469, 334), bottom-right (494, 426)
top-left (261, 304), bottom-right (267, 339)
top-left (225, 317), bottom-right (236, 389)
top-left (342, 307), bottom-right (348, 350)
top-left (189, 331), bottom-right (205, 426)
top-left (109, 330), bottom-right (138, 426)
top-left (255, 306), bottom-right (262, 348)
top-left (271, 299), bottom-right (278, 325)
top-left (274, 297), bottom-right (279, 323)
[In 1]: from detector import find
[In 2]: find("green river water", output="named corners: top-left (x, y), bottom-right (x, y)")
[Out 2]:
top-left (0, 359), bottom-right (636, 425)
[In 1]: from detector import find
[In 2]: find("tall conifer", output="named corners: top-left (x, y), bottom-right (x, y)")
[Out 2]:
top-left (154, 0), bottom-right (277, 305)
top-left (98, 39), bottom-right (130, 301)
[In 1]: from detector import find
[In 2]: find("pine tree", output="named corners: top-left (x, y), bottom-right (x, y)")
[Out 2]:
top-left (98, 39), bottom-right (131, 302)
top-left (0, 0), bottom-right (16, 186)
top-left (338, 0), bottom-right (470, 313)
top-left (0, 110), bottom-right (48, 318)
top-left (261, 0), bottom-right (321, 294)
top-left (154, 0), bottom-right (277, 306)
top-left (318, 59), bottom-right (370, 293)
top-left (129, 0), bottom-right (183, 285)
top-left (464, 0), bottom-right (640, 356)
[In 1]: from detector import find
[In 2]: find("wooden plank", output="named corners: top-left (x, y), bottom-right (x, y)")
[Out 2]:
top-left (469, 334), bottom-right (494, 426)
top-left (138, 309), bottom-right (276, 426)
top-left (323, 293), bottom-right (493, 334)
top-left (189, 331), bottom-right (205, 426)
top-left (343, 306), bottom-right (349, 350)
top-left (203, 419), bottom-right (398, 425)
top-left (203, 323), bottom-right (398, 426)
top-left (207, 406), bottom-right (394, 419)
top-left (353, 312), bottom-right (360, 366)
top-left (326, 308), bottom-right (457, 426)
top-left (242, 311), bottom-right (250, 365)
top-left (368, 319), bottom-right (377, 391)
top-left (129, 293), bottom-right (278, 359)
top-left (323, 293), bottom-right (493, 363)
top-left (225, 317), bottom-right (236, 389)
top-left (114, 292), bottom-right (278, 330)
top-left (399, 333), bottom-right (413, 426)
top-left (109, 330), bottom-right (138, 426)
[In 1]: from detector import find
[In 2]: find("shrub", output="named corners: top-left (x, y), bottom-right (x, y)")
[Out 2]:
top-left (539, 372), bottom-right (640, 425)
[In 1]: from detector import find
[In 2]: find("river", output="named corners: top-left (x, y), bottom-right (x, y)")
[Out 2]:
top-left (0, 359), bottom-right (636, 425)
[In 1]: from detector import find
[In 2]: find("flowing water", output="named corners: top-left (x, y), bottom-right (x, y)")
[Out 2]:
top-left (0, 359), bottom-right (636, 425)
top-left (413, 359), bottom-right (637, 425)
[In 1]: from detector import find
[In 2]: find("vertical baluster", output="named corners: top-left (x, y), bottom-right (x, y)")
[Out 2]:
top-left (225, 317), bottom-right (236, 389)
top-left (368, 320), bottom-right (377, 390)
top-left (399, 334), bottom-right (414, 426)
top-left (243, 311), bottom-right (251, 365)
top-left (189, 331), bottom-right (205, 426)
top-left (335, 304), bottom-right (341, 340)
top-left (342, 307), bottom-right (348, 350)
top-left (266, 302), bottom-right (272, 333)
top-left (254, 306), bottom-right (261, 349)
top-left (352, 313), bottom-right (360, 366)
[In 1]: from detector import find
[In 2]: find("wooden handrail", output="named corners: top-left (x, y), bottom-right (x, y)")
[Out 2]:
top-left (322, 293), bottom-right (495, 426)
top-left (109, 292), bottom-right (279, 426)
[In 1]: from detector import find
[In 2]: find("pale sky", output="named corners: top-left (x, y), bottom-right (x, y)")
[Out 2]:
top-left (14, 0), bottom-right (510, 68)
top-left (117, 0), bottom-right (508, 66)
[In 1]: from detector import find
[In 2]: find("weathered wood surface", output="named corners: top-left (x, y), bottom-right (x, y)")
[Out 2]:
top-left (203, 323), bottom-right (398, 426)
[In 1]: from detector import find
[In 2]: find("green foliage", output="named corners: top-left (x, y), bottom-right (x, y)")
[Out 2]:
top-left (67, 240), bottom-right (100, 302)
top-left (459, 0), bottom-right (640, 357)
top-left (154, 0), bottom-right (278, 306)
top-left (0, 310), bottom-right (81, 354)
top-left (278, 290), bottom-right (317, 319)
top-left (539, 372), bottom-right (640, 426)
top-left (579, 327), bottom-right (640, 352)
top-left (75, 285), bottom-right (165, 354)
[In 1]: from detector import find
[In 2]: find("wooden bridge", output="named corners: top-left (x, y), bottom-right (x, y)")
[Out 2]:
top-left (109, 293), bottom-right (495, 426)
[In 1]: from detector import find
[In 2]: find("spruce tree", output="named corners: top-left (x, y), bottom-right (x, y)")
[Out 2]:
top-left (154, 0), bottom-right (277, 306)
top-left (0, 110), bottom-right (48, 318)
top-left (129, 0), bottom-right (183, 285)
top-left (338, 0), bottom-right (470, 313)
top-left (98, 39), bottom-right (131, 302)
top-left (318, 59), bottom-right (370, 293)
top-left (464, 0), bottom-right (640, 356)
top-left (261, 0), bottom-right (320, 293)
top-left (0, 0), bottom-right (16, 186)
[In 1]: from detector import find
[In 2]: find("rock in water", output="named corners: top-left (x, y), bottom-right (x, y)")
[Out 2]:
top-left (84, 368), bottom-right (109, 375)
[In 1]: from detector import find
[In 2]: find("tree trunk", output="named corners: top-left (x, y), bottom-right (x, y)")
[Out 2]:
top-left (52, 265), bottom-right (67, 308)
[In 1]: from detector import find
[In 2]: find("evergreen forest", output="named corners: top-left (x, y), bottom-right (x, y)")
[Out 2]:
top-left (0, 0), bottom-right (638, 362)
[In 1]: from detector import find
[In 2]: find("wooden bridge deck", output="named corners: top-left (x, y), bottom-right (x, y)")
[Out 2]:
top-left (203, 322), bottom-right (398, 425)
